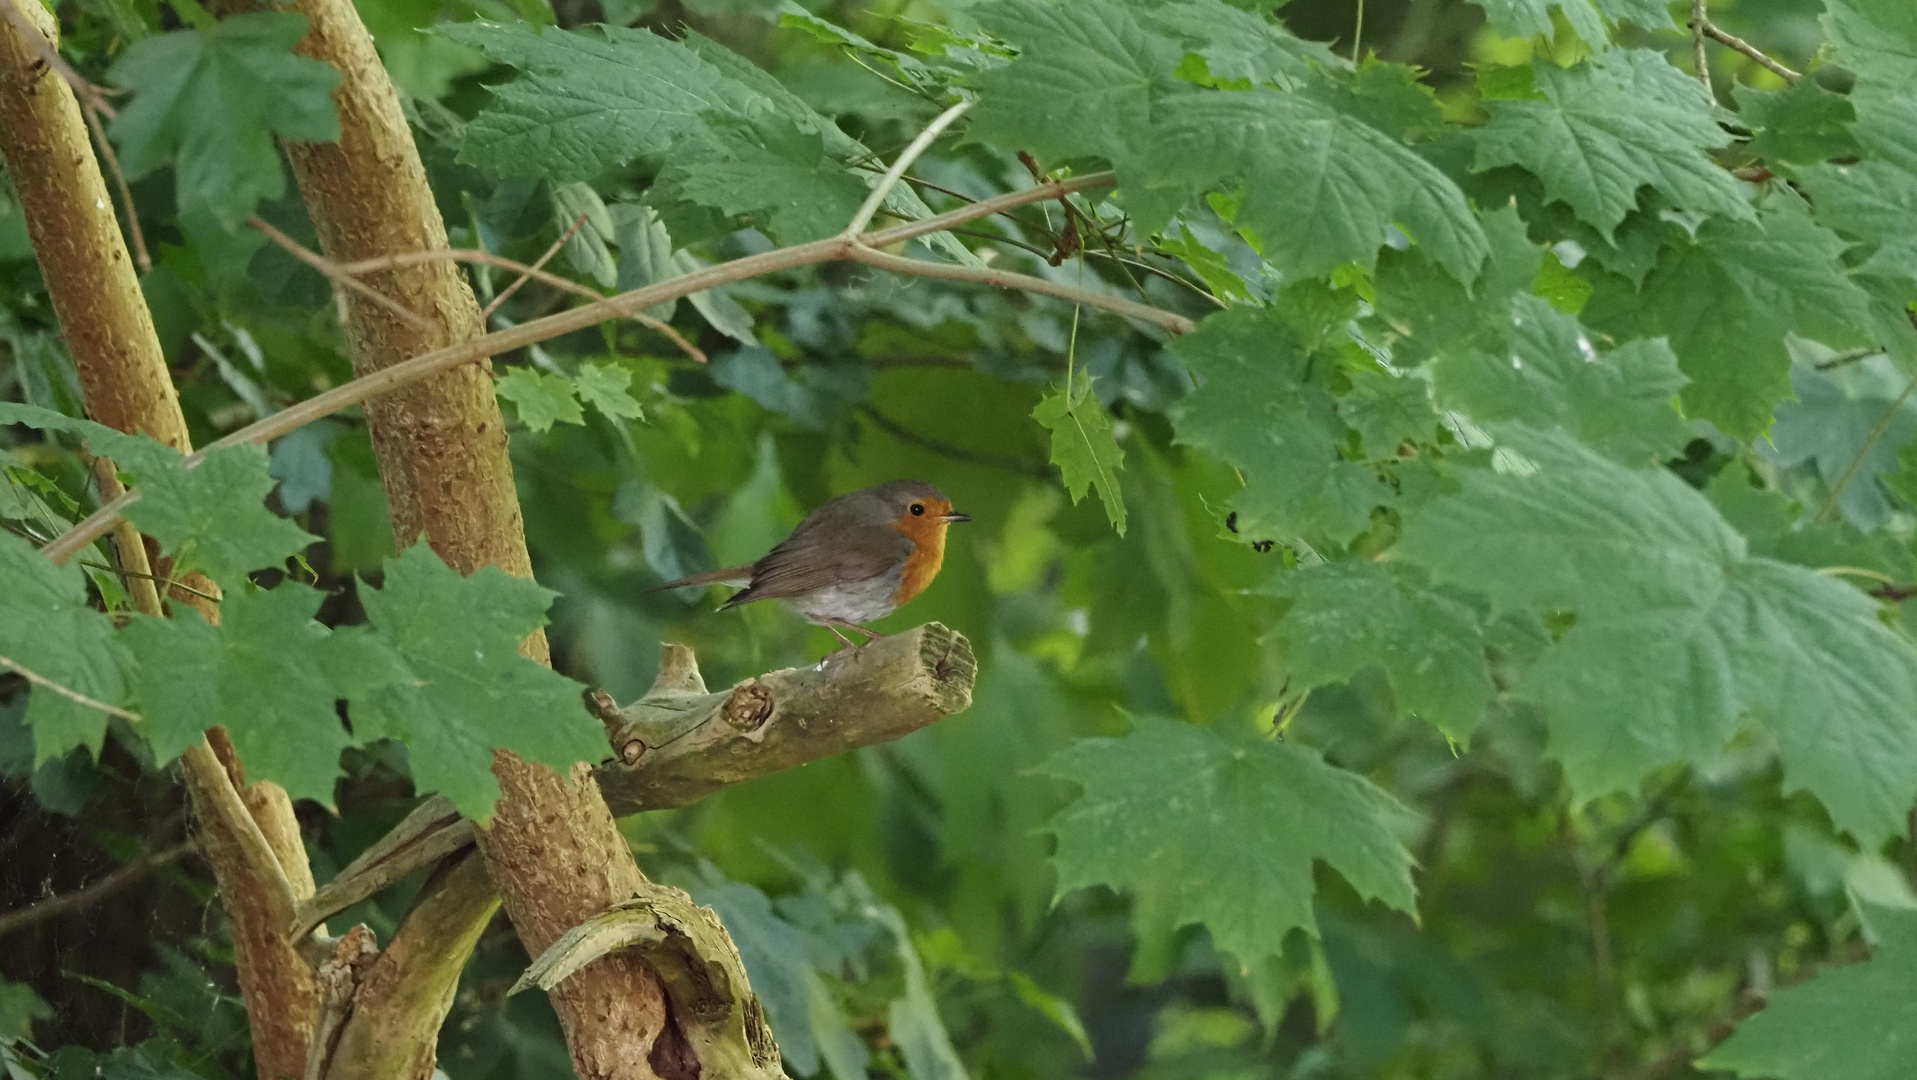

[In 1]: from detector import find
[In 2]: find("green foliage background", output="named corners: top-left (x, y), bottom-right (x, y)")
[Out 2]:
top-left (6, 0), bottom-right (1917, 1078)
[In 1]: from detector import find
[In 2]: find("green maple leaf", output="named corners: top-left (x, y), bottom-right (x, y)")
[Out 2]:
top-left (1267, 562), bottom-right (1492, 740)
top-left (1432, 295), bottom-right (1690, 463)
top-left (1139, 0), bottom-right (1339, 89)
top-left (1824, 0), bottom-right (1917, 87)
top-left (108, 12), bottom-right (342, 228)
top-left (574, 361), bottom-right (646, 423)
top-left (1703, 905), bottom-right (1917, 1080)
top-left (650, 115), bottom-right (870, 245)
top-left (126, 443), bottom-right (319, 589)
top-left (1582, 209), bottom-right (1876, 438)
top-left (496, 366), bottom-right (584, 432)
top-left (1472, 51), bottom-right (1751, 240)
top-left (122, 584), bottom-right (382, 807)
top-left (349, 545), bottom-right (605, 821)
top-left (1465, 0), bottom-right (1673, 45)
top-left (1735, 81), bottom-right (1862, 166)
top-left (968, 0), bottom-right (1181, 170)
top-left (1033, 368), bottom-right (1128, 536)
top-left (1039, 719), bottom-right (1420, 973)
top-left (0, 405), bottom-right (316, 588)
top-left (1170, 307), bottom-right (1383, 546)
top-left (1372, 204), bottom-right (1543, 368)
top-left (1766, 355), bottom-right (1917, 532)
top-left (1341, 367), bottom-right (1442, 459)
top-left (1148, 90), bottom-right (1488, 281)
top-left (1397, 428), bottom-right (1917, 845)
top-left (441, 22), bottom-right (766, 181)
top-left (0, 402), bottom-right (186, 476)
top-left (0, 532), bottom-right (132, 765)
top-left (1799, 159), bottom-right (1917, 261)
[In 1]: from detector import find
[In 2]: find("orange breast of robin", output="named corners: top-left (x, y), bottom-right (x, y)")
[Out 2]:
top-left (892, 500), bottom-right (951, 606)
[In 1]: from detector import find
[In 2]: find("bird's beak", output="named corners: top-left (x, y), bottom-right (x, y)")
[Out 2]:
top-left (941, 512), bottom-right (972, 523)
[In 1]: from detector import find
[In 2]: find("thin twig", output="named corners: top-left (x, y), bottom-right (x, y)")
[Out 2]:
top-left (843, 99), bottom-right (973, 238)
top-left (0, 653), bottom-right (141, 722)
top-left (43, 173), bottom-right (1181, 565)
top-left (1697, 17), bottom-right (1801, 82)
top-left (1814, 368), bottom-right (1917, 523)
top-left (0, 840), bottom-right (197, 939)
top-left (843, 244), bottom-right (1195, 333)
top-left (248, 217), bottom-right (433, 332)
top-left (481, 213), bottom-right (585, 323)
top-left (1690, 0), bottom-right (1716, 104)
top-left (335, 248), bottom-right (705, 362)
top-left (78, 559), bottom-right (222, 603)
top-left (91, 457), bottom-right (165, 614)
top-left (858, 405), bottom-right (1051, 478)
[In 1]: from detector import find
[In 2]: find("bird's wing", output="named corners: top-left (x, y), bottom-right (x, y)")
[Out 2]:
top-left (722, 525), bottom-right (911, 608)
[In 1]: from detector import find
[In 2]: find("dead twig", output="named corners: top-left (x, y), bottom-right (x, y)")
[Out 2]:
top-left (337, 246), bottom-right (706, 363)
top-left (1694, 16), bottom-right (1802, 82)
top-left (481, 212), bottom-right (585, 323)
top-left (42, 171), bottom-right (1191, 566)
top-left (248, 217), bottom-right (434, 332)
top-left (1690, 0), bottom-right (1717, 104)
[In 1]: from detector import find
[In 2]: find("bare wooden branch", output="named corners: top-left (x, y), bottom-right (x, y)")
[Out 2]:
top-left (319, 853), bottom-right (500, 1080)
top-left (251, 216), bottom-right (434, 332)
top-left (303, 924), bottom-right (379, 1080)
top-left (337, 247), bottom-right (707, 361)
top-left (842, 99), bottom-right (971, 238)
top-left (292, 625), bottom-right (977, 935)
top-left (510, 883), bottom-right (782, 1080)
top-left (599, 623), bottom-right (977, 811)
top-left (291, 792), bottom-right (475, 939)
top-left (41, 173), bottom-right (1137, 567)
top-left (1690, 0), bottom-right (1716, 104)
top-left (480, 212), bottom-right (585, 323)
top-left (1696, 17), bottom-right (1803, 82)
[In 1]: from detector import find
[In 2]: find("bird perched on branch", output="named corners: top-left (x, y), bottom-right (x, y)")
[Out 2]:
top-left (651, 480), bottom-right (970, 649)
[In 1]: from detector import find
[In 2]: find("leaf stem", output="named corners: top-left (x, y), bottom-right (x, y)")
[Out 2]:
top-left (1813, 366), bottom-right (1917, 524)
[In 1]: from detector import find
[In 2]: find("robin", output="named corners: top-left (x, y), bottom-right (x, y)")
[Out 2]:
top-left (650, 480), bottom-right (970, 648)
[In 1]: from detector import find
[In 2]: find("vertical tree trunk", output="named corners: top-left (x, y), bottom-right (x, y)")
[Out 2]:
top-left (0, 4), bottom-right (321, 1077)
top-left (244, 1), bottom-right (674, 1074)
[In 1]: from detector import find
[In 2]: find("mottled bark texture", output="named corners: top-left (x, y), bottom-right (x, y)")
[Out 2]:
top-left (2, 5), bottom-right (320, 1077)
top-left (293, 626), bottom-right (979, 939)
top-left (232, 1), bottom-right (677, 1074)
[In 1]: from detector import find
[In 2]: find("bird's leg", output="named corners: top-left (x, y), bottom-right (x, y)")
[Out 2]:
top-left (823, 620), bottom-right (886, 657)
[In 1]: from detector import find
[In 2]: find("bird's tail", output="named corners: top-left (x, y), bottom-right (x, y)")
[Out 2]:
top-left (647, 565), bottom-right (755, 593)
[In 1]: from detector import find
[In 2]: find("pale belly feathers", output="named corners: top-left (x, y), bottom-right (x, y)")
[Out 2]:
top-left (787, 564), bottom-right (904, 626)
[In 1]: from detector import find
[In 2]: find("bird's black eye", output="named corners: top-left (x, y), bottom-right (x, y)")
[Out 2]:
top-left (910, 503), bottom-right (925, 516)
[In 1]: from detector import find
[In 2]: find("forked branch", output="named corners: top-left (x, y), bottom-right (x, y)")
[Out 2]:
top-left (291, 625), bottom-right (976, 937)
top-left (42, 170), bottom-right (1172, 565)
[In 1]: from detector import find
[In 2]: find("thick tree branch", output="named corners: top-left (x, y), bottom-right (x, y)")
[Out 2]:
top-left (318, 852), bottom-right (500, 1080)
top-left (3, 6), bottom-right (322, 1073)
top-left (40, 170), bottom-right (1174, 566)
top-left (291, 625), bottom-right (976, 940)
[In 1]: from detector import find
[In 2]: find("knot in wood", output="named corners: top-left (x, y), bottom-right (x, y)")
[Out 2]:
top-left (722, 680), bottom-right (773, 732)
top-left (621, 739), bottom-right (648, 765)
